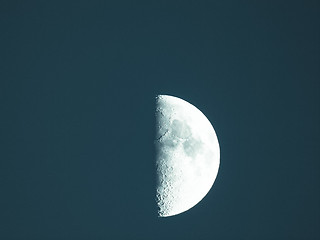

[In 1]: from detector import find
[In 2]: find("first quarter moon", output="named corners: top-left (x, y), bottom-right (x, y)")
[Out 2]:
top-left (155, 95), bottom-right (220, 217)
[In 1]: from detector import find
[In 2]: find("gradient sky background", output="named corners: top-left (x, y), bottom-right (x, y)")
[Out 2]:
top-left (1, 1), bottom-right (319, 239)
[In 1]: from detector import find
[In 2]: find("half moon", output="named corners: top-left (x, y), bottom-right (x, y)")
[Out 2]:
top-left (155, 95), bottom-right (220, 217)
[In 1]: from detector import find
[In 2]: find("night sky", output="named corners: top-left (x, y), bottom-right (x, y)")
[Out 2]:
top-left (1, 1), bottom-right (319, 239)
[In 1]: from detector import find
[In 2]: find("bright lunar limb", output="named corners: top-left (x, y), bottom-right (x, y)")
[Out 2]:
top-left (155, 95), bottom-right (220, 217)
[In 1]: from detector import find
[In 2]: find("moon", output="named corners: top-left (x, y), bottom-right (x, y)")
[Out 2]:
top-left (155, 95), bottom-right (220, 217)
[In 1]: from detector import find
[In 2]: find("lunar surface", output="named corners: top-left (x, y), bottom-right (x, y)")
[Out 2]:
top-left (155, 95), bottom-right (220, 217)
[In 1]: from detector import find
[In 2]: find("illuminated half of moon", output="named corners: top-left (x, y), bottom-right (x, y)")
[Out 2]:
top-left (155, 95), bottom-right (220, 217)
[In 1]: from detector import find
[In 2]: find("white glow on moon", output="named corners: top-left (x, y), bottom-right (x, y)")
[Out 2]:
top-left (155, 95), bottom-right (220, 217)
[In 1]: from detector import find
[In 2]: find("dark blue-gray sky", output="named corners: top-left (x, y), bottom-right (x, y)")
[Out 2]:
top-left (0, 1), bottom-right (319, 239)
